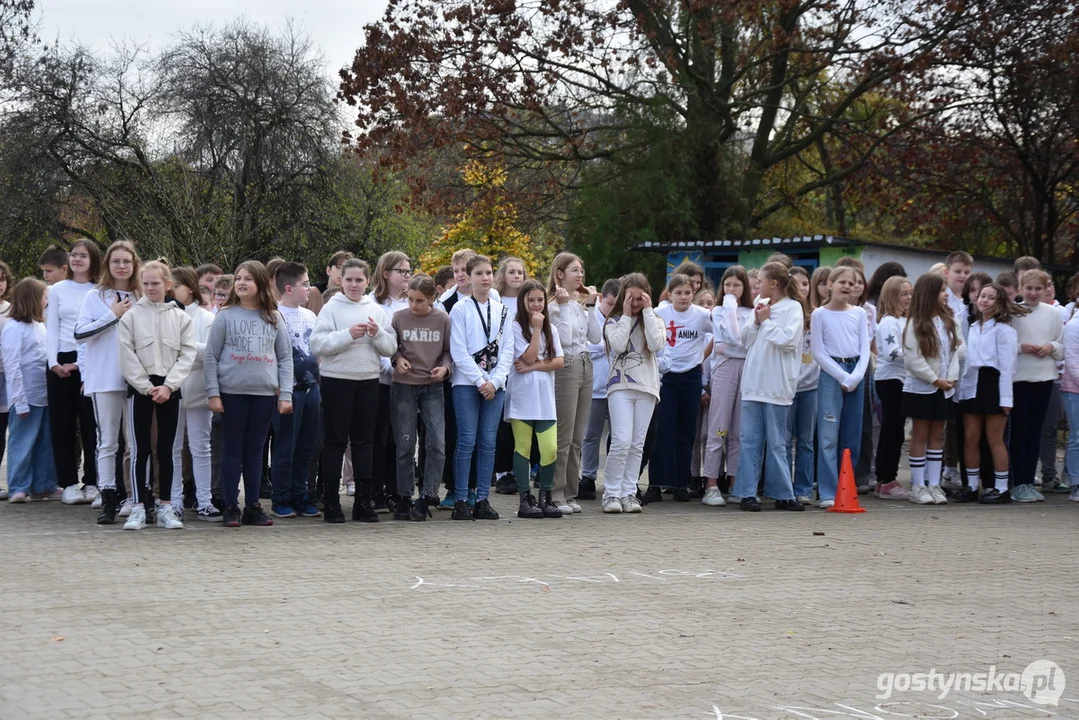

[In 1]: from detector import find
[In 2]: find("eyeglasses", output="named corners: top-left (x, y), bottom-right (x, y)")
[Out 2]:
top-left (214, 292), bottom-right (229, 300)
top-left (391, 268), bottom-right (412, 277)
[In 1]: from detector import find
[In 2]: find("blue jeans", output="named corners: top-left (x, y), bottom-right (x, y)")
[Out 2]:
top-left (816, 363), bottom-right (865, 501)
top-left (1063, 392), bottom-right (1079, 487)
top-left (392, 382), bottom-right (445, 498)
top-left (787, 389), bottom-right (818, 498)
top-left (271, 384), bottom-right (321, 507)
top-left (452, 385), bottom-right (505, 502)
top-left (733, 401), bottom-right (794, 500)
top-left (649, 366), bottom-right (702, 489)
top-left (7, 406), bottom-right (57, 496)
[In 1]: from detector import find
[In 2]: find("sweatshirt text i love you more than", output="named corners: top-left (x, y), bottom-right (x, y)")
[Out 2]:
top-left (204, 306), bottom-right (294, 402)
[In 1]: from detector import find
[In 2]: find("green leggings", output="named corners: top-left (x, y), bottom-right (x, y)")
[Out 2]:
top-left (511, 419), bottom-right (557, 493)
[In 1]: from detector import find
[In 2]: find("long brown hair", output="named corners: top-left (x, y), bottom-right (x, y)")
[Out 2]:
top-left (69, 239), bottom-right (103, 283)
top-left (516, 280), bottom-right (555, 361)
top-left (604, 272), bottom-right (651, 353)
top-left (759, 262), bottom-right (808, 326)
top-left (100, 240), bottom-right (143, 298)
top-left (0, 260), bottom-right (14, 302)
top-left (546, 251), bottom-right (586, 300)
top-left (810, 266), bottom-right (831, 308)
top-left (906, 272), bottom-right (958, 360)
top-left (372, 250), bottom-right (410, 303)
top-left (720, 265), bottom-right (753, 308)
top-left (172, 266), bottom-right (205, 307)
top-left (9, 277), bottom-right (46, 323)
top-left (225, 260), bottom-right (278, 325)
top-left (975, 283), bottom-right (1029, 325)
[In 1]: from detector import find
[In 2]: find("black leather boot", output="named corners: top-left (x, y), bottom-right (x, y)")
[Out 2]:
top-left (538, 490), bottom-right (563, 518)
top-left (517, 492), bottom-right (544, 519)
top-left (96, 488), bottom-right (118, 525)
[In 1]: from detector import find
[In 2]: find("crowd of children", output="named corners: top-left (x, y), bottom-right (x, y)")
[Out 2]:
top-left (2, 242), bottom-right (1078, 530)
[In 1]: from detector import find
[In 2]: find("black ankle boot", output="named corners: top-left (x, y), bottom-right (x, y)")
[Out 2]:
top-left (323, 500), bottom-right (345, 524)
top-left (411, 496), bottom-right (434, 521)
top-left (352, 497), bottom-right (379, 522)
top-left (96, 488), bottom-right (118, 525)
top-left (538, 490), bottom-right (562, 518)
top-left (517, 492), bottom-right (544, 518)
top-left (393, 497), bottom-right (413, 521)
top-left (577, 477), bottom-right (597, 500)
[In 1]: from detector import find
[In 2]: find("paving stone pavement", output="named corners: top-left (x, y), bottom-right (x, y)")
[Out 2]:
top-left (1, 487), bottom-right (1077, 719)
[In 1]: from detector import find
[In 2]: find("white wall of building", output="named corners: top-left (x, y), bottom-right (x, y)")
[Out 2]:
top-left (860, 245), bottom-right (1014, 283)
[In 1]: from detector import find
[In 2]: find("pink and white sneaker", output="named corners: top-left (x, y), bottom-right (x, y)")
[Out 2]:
top-left (876, 481), bottom-right (911, 500)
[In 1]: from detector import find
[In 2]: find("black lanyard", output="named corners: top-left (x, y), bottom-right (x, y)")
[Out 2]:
top-left (472, 297), bottom-right (492, 340)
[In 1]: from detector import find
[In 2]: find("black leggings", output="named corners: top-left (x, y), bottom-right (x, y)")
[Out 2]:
top-left (874, 379), bottom-right (904, 484)
top-left (47, 351), bottom-right (98, 488)
top-left (127, 382), bottom-right (180, 506)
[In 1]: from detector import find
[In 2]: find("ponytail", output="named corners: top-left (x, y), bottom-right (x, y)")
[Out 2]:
top-left (760, 261), bottom-right (808, 327)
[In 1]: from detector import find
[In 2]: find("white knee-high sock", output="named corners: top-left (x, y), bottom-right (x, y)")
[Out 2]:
top-left (909, 456), bottom-right (926, 487)
top-left (925, 448), bottom-right (944, 487)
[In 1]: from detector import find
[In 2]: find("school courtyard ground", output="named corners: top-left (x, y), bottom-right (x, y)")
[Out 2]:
top-left (1, 469), bottom-right (1076, 720)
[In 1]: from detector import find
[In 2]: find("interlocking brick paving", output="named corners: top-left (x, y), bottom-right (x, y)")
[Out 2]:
top-left (1, 486), bottom-right (1076, 719)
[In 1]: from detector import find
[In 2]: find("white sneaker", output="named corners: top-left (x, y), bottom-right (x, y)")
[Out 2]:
top-left (156, 504), bottom-right (184, 529)
top-left (602, 496), bottom-right (623, 514)
top-left (909, 485), bottom-right (934, 504)
top-left (796, 495), bottom-right (813, 505)
top-left (62, 485), bottom-right (87, 505)
top-left (927, 485), bottom-right (948, 504)
top-left (621, 495), bottom-right (643, 513)
top-left (818, 499), bottom-right (835, 509)
top-left (567, 499), bottom-right (582, 513)
top-left (9, 492), bottom-right (28, 503)
top-left (118, 498), bottom-right (135, 517)
top-left (123, 505), bottom-right (147, 530)
top-left (1069, 486), bottom-right (1079, 502)
top-left (702, 487), bottom-right (726, 506)
top-left (84, 486), bottom-right (102, 508)
top-left (876, 482), bottom-right (911, 500)
top-left (556, 502), bottom-right (573, 514)
top-left (345, 482), bottom-right (356, 497)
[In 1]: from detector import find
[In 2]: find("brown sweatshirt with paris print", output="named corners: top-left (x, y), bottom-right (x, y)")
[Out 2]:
top-left (391, 307), bottom-right (452, 385)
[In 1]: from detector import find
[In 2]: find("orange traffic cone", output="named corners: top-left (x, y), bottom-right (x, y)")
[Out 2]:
top-left (828, 448), bottom-right (865, 514)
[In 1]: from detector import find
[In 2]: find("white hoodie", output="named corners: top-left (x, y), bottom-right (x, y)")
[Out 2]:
top-left (311, 292), bottom-right (396, 381)
top-left (180, 302), bottom-right (216, 408)
top-left (74, 287), bottom-right (135, 395)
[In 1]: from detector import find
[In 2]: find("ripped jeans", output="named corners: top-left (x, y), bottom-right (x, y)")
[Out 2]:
top-left (816, 361), bottom-right (865, 501)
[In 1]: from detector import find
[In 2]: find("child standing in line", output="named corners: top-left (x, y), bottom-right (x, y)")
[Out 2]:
top-left (941, 251), bottom-right (974, 489)
top-left (371, 251), bottom-right (413, 511)
top-left (690, 286), bottom-right (716, 496)
top-left (958, 283), bottom-right (1023, 504)
top-left (810, 267), bottom-right (832, 309)
top-left (601, 273), bottom-right (664, 514)
top-left (0, 260), bottom-right (14, 500)
top-left (169, 267), bottom-right (219, 521)
top-left (390, 274), bottom-right (451, 521)
top-left (493, 257), bottom-right (528, 495)
top-left (810, 266), bottom-right (871, 508)
top-left (1010, 269), bottom-right (1064, 502)
top-left (2, 278), bottom-right (57, 503)
top-left (547, 252), bottom-right (601, 514)
top-left (506, 280), bottom-right (565, 518)
top-left (649, 274), bottom-right (711, 502)
top-left (702, 266), bottom-right (754, 506)
top-left (903, 272), bottom-right (964, 505)
top-left (269, 262), bottom-right (323, 520)
top-left (438, 248), bottom-right (479, 508)
top-left (75, 241), bottom-right (142, 523)
top-left (311, 258), bottom-right (396, 523)
top-left (1061, 296), bottom-right (1079, 502)
top-left (873, 276), bottom-right (913, 500)
top-left (117, 260), bottom-right (196, 531)
top-left (788, 267), bottom-right (819, 505)
top-left (731, 262), bottom-right (806, 512)
top-left (205, 261), bottom-right (294, 528)
top-left (449, 255), bottom-right (514, 521)
top-left (580, 279), bottom-right (620, 500)
top-left (46, 240), bottom-right (101, 505)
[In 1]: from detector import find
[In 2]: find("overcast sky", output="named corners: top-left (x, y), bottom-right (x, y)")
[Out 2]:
top-left (36, 0), bottom-right (388, 78)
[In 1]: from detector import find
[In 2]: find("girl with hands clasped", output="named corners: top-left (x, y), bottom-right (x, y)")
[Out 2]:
top-left (449, 255), bottom-right (514, 521)
top-left (602, 273), bottom-right (664, 514)
top-left (506, 280), bottom-right (565, 519)
top-left (956, 283), bottom-right (1024, 504)
top-left (311, 258), bottom-right (396, 524)
top-left (205, 261), bottom-right (295, 528)
top-left (902, 273), bottom-right (964, 505)
top-left (117, 260), bottom-right (197, 531)
top-left (75, 241), bottom-right (142, 524)
top-left (546, 252), bottom-right (601, 514)
top-left (810, 266), bottom-right (872, 508)
top-left (1, 279), bottom-right (57, 503)
top-left (389, 273), bottom-right (451, 521)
